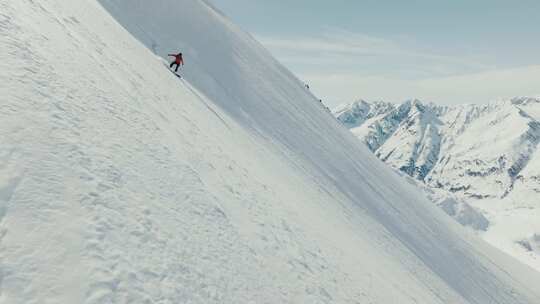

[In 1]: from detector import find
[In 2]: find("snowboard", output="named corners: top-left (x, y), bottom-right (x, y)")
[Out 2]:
top-left (169, 69), bottom-right (182, 79)
top-left (162, 61), bottom-right (182, 78)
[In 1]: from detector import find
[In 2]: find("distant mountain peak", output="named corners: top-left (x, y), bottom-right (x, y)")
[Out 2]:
top-left (335, 96), bottom-right (540, 271)
top-left (511, 96), bottom-right (540, 105)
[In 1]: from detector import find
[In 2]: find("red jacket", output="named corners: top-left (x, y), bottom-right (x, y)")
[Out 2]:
top-left (168, 53), bottom-right (184, 65)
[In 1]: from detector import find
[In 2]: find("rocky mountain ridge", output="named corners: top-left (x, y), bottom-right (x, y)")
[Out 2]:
top-left (335, 97), bottom-right (540, 271)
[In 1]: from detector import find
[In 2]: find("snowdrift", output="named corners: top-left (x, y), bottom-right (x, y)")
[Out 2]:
top-left (1, 0), bottom-right (539, 303)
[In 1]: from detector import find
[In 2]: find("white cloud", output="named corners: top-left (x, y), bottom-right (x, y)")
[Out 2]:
top-left (303, 65), bottom-right (540, 106)
top-left (254, 29), bottom-right (539, 106)
top-left (256, 29), bottom-right (490, 76)
top-left (258, 30), bottom-right (396, 55)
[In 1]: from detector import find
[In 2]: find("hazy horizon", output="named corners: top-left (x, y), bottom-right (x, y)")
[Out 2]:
top-left (211, 0), bottom-right (540, 107)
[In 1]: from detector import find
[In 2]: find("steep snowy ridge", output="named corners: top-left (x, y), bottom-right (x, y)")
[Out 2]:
top-left (2, 0), bottom-right (540, 303)
top-left (336, 97), bottom-right (540, 198)
top-left (336, 97), bottom-right (540, 271)
top-left (374, 100), bottom-right (443, 180)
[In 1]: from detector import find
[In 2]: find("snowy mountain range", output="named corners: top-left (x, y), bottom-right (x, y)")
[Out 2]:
top-left (2, 0), bottom-right (540, 302)
top-left (335, 97), bottom-right (540, 271)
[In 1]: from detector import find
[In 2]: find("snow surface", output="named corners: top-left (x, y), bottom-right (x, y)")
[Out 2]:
top-left (336, 98), bottom-right (540, 272)
top-left (1, 0), bottom-right (540, 303)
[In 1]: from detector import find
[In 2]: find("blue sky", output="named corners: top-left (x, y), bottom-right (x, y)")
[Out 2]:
top-left (211, 0), bottom-right (540, 106)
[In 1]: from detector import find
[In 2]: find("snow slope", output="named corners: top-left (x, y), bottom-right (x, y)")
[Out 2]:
top-left (1, 0), bottom-right (540, 303)
top-left (335, 98), bottom-right (540, 271)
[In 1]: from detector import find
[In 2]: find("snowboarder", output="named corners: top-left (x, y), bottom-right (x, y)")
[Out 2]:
top-left (168, 52), bottom-right (184, 72)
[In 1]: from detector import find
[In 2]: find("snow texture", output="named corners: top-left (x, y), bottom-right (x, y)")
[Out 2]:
top-left (1, 0), bottom-right (540, 303)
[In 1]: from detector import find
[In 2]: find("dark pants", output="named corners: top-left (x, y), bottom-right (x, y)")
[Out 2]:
top-left (170, 62), bottom-right (180, 72)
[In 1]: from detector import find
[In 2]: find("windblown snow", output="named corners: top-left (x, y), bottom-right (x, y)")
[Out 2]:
top-left (1, 0), bottom-right (539, 303)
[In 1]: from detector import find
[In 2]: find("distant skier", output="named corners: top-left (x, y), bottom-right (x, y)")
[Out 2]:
top-left (168, 52), bottom-right (184, 72)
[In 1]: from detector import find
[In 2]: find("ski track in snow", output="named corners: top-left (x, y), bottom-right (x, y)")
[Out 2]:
top-left (180, 78), bottom-right (231, 131)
